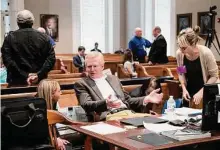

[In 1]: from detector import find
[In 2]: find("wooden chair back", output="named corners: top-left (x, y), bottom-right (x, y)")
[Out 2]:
top-left (117, 64), bottom-right (131, 79)
top-left (48, 70), bottom-right (65, 74)
top-left (47, 110), bottom-right (87, 149)
top-left (135, 64), bottom-right (151, 77)
top-left (166, 68), bottom-right (179, 80)
top-left (143, 66), bottom-right (169, 77)
top-left (123, 84), bottom-right (142, 93)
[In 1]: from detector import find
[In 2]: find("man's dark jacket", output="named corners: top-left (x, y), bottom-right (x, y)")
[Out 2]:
top-left (73, 55), bottom-right (85, 73)
top-left (148, 34), bottom-right (168, 64)
top-left (1, 28), bottom-right (56, 85)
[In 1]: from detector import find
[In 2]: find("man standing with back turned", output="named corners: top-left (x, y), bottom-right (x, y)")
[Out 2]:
top-left (1, 10), bottom-right (55, 86)
top-left (129, 27), bottom-right (151, 63)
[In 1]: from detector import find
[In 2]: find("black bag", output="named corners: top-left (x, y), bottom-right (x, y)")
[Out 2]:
top-left (1, 97), bottom-right (53, 150)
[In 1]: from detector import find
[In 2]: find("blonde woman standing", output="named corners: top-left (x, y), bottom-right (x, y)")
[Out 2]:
top-left (176, 26), bottom-right (218, 107)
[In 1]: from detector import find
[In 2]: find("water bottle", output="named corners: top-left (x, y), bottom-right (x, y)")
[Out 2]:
top-left (167, 96), bottom-right (176, 119)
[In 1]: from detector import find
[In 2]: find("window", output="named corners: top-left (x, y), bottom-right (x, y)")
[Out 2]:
top-left (80, 0), bottom-right (105, 52)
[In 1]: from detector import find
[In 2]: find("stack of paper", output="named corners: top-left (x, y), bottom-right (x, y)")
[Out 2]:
top-left (81, 123), bottom-right (126, 135)
top-left (143, 122), bottom-right (185, 133)
top-left (161, 130), bottom-right (211, 141)
top-left (174, 107), bottom-right (202, 117)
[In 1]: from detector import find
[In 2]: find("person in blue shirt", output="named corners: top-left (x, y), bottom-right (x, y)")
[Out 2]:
top-left (128, 27), bottom-right (151, 63)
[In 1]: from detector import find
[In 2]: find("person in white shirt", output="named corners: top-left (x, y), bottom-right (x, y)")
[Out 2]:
top-left (75, 51), bottom-right (163, 121)
top-left (123, 49), bottom-right (138, 78)
top-left (91, 42), bottom-right (102, 53)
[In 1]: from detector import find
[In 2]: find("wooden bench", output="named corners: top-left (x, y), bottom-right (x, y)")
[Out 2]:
top-left (117, 64), bottom-right (131, 79)
top-left (48, 70), bottom-right (65, 74)
top-left (1, 89), bottom-right (78, 108)
top-left (165, 68), bottom-right (179, 80)
top-left (48, 73), bottom-right (83, 79)
top-left (54, 78), bottom-right (81, 85)
top-left (136, 65), bottom-right (172, 77)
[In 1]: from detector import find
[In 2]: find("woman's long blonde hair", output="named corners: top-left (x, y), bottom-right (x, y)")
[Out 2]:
top-left (37, 79), bottom-right (60, 109)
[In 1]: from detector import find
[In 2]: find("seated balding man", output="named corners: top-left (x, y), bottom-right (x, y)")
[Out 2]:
top-left (37, 27), bottom-right (56, 48)
top-left (75, 52), bottom-right (163, 121)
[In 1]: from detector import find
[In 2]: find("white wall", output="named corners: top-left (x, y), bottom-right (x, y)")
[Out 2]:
top-left (176, 0), bottom-right (220, 60)
top-left (24, 0), bottom-right (73, 54)
top-left (24, 0), bottom-right (127, 54)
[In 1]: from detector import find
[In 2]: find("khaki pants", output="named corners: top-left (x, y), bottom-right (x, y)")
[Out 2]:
top-left (106, 110), bottom-right (150, 121)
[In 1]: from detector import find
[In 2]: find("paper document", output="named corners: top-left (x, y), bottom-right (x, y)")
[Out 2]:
top-left (161, 130), bottom-right (211, 141)
top-left (143, 122), bottom-right (184, 133)
top-left (81, 123), bottom-right (126, 135)
top-left (159, 115), bottom-right (188, 122)
top-left (174, 107), bottom-right (202, 116)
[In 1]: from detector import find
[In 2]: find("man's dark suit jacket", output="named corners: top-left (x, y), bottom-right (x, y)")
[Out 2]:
top-left (73, 55), bottom-right (85, 73)
top-left (148, 35), bottom-right (168, 64)
top-left (74, 75), bottom-right (145, 121)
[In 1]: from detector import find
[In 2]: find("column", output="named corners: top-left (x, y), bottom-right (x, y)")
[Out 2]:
top-left (142, 0), bottom-right (155, 41)
top-left (105, 0), bottom-right (125, 53)
top-left (126, 0), bottom-right (141, 45)
top-left (72, 0), bottom-right (81, 53)
top-left (155, 0), bottom-right (176, 56)
top-left (80, 0), bottom-right (105, 53)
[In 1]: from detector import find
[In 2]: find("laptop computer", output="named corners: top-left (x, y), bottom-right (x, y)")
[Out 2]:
top-left (120, 116), bottom-right (168, 127)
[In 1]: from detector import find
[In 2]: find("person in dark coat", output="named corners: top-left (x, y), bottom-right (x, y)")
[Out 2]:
top-left (1, 10), bottom-right (55, 86)
top-left (73, 46), bottom-right (86, 73)
top-left (148, 26), bottom-right (168, 65)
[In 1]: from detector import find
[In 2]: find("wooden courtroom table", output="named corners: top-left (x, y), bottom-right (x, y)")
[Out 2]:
top-left (69, 120), bottom-right (220, 150)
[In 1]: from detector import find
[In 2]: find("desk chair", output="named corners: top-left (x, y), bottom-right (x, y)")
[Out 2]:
top-left (47, 110), bottom-right (87, 150)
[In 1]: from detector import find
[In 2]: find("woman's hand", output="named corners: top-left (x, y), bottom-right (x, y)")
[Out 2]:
top-left (182, 88), bottom-right (191, 101)
top-left (193, 89), bottom-right (203, 105)
top-left (57, 137), bottom-right (69, 150)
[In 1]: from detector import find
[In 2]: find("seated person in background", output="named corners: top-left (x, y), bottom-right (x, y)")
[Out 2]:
top-left (0, 56), bottom-right (7, 83)
top-left (37, 27), bottom-right (56, 48)
top-left (73, 46), bottom-right (86, 73)
top-left (74, 52), bottom-right (163, 121)
top-left (177, 26), bottom-right (218, 107)
top-left (148, 26), bottom-right (168, 65)
top-left (114, 48), bottom-right (124, 54)
top-left (91, 42), bottom-right (102, 53)
top-left (37, 79), bottom-right (84, 150)
top-left (123, 49), bottom-right (138, 78)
